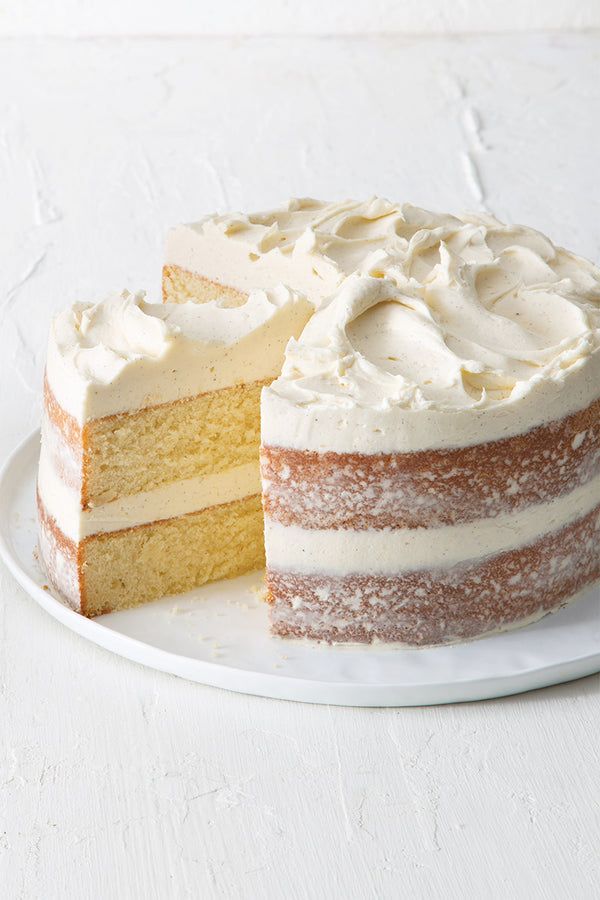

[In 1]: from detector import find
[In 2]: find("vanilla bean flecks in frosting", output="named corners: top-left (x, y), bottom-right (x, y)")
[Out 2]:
top-left (263, 211), bottom-right (600, 453)
top-left (166, 197), bottom-right (447, 303)
top-left (47, 287), bottom-right (314, 421)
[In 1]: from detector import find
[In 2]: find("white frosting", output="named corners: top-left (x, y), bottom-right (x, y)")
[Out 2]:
top-left (265, 473), bottom-right (600, 576)
top-left (263, 209), bottom-right (600, 452)
top-left (38, 450), bottom-right (261, 541)
top-left (166, 197), bottom-right (429, 304)
top-left (47, 287), bottom-right (313, 421)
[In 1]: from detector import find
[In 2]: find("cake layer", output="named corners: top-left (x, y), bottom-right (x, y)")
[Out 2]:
top-left (162, 265), bottom-right (247, 307)
top-left (44, 376), bottom-right (266, 506)
top-left (38, 450), bottom-right (260, 541)
top-left (85, 380), bottom-right (266, 505)
top-left (261, 396), bottom-right (600, 529)
top-left (267, 503), bottom-right (600, 645)
top-left (38, 491), bottom-right (264, 617)
top-left (264, 474), bottom-right (600, 575)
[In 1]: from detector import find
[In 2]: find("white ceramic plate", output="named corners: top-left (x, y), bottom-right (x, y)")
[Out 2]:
top-left (1, 429), bottom-right (599, 707)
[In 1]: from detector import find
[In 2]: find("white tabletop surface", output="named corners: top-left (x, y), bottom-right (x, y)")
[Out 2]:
top-left (1, 28), bottom-right (599, 900)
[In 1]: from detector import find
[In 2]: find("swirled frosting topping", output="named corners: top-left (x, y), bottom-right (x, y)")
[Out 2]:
top-left (200, 196), bottom-right (410, 270)
top-left (264, 210), bottom-right (600, 451)
top-left (47, 287), bottom-right (313, 421)
top-left (167, 197), bottom-right (456, 302)
top-left (276, 214), bottom-right (600, 411)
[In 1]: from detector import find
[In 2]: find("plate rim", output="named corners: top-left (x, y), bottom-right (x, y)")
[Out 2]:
top-left (1, 428), bottom-right (599, 707)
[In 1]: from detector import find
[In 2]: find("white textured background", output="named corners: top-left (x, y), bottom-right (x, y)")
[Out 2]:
top-left (1, 1), bottom-right (600, 35)
top-left (1, 7), bottom-right (600, 899)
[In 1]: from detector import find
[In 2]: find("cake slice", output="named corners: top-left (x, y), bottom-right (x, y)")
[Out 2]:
top-left (261, 216), bottom-right (600, 645)
top-left (38, 287), bottom-right (313, 615)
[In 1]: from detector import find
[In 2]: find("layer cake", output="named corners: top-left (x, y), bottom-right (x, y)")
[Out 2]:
top-left (261, 213), bottom-right (600, 644)
top-left (39, 199), bottom-right (600, 644)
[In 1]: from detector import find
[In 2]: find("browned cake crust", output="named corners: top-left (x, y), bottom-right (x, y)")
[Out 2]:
top-left (262, 397), bottom-right (600, 530)
top-left (37, 489), bottom-right (82, 611)
top-left (43, 376), bottom-right (82, 446)
top-left (267, 503), bottom-right (600, 645)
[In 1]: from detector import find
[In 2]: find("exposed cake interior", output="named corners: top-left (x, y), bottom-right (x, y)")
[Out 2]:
top-left (38, 287), bottom-right (313, 615)
top-left (81, 381), bottom-right (264, 505)
top-left (163, 264), bottom-right (247, 307)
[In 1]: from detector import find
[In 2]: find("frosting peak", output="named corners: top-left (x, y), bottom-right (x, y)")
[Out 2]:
top-left (47, 288), bottom-right (314, 422)
top-left (167, 197), bottom-right (600, 316)
top-left (167, 197), bottom-right (463, 304)
top-left (54, 291), bottom-right (172, 386)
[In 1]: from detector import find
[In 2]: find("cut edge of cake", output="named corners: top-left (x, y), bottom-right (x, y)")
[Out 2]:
top-left (38, 287), bottom-right (313, 616)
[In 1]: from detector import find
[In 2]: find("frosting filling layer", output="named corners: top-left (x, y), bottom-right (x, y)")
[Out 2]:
top-left (38, 454), bottom-right (261, 542)
top-left (264, 473), bottom-right (600, 575)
